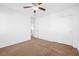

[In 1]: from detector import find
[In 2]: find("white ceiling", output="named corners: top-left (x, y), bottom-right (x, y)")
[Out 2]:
top-left (0, 3), bottom-right (78, 18)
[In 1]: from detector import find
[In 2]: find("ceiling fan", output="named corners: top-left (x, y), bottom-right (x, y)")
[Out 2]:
top-left (23, 3), bottom-right (46, 13)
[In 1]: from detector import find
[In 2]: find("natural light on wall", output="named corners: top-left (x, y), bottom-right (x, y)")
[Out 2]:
top-left (36, 11), bottom-right (73, 46)
top-left (0, 18), bottom-right (6, 33)
top-left (50, 18), bottom-right (72, 33)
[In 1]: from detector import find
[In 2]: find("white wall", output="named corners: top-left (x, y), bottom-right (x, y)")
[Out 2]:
top-left (77, 5), bottom-right (79, 50)
top-left (35, 6), bottom-right (78, 49)
top-left (0, 4), bottom-right (79, 51)
top-left (0, 5), bottom-right (31, 48)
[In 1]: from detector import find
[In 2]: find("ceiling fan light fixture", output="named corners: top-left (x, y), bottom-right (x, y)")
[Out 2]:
top-left (32, 6), bottom-right (39, 10)
top-left (23, 3), bottom-right (46, 13)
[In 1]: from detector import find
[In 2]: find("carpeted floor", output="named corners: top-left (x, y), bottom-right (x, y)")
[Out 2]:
top-left (0, 37), bottom-right (79, 56)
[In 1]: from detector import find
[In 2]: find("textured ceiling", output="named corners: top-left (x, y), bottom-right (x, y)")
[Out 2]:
top-left (0, 3), bottom-right (78, 18)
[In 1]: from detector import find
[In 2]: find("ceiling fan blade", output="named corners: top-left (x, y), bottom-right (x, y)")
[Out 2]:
top-left (23, 6), bottom-right (32, 8)
top-left (32, 3), bottom-right (42, 6)
top-left (38, 3), bottom-right (42, 5)
top-left (39, 7), bottom-right (46, 11)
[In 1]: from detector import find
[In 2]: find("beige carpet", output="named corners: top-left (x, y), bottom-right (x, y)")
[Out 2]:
top-left (0, 37), bottom-right (79, 56)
